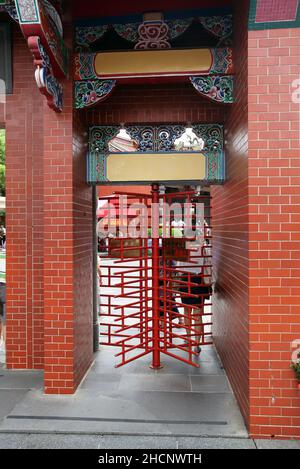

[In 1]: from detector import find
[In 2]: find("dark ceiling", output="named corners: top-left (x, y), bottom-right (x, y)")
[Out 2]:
top-left (73, 0), bottom-right (234, 20)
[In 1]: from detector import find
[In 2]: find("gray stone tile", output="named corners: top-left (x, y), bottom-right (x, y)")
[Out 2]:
top-left (0, 387), bottom-right (247, 437)
top-left (118, 373), bottom-right (191, 393)
top-left (155, 359), bottom-right (225, 376)
top-left (255, 439), bottom-right (300, 449)
top-left (0, 371), bottom-right (43, 390)
top-left (0, 433), bottom-right (257, 449)
top-left (0, 390), bottom-right (29, 423)
top-left (80, 373), bottom-right (120, 393)
top-left (190, 375), bottom-right (231, 393)
top-left (0, 343), bottom-right (247, 439)
top-left (177, 437), bottom-right (256, 449)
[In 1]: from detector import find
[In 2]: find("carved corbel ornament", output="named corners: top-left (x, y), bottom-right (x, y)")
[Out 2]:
top-left (29, 36), bottom-right (63, 112)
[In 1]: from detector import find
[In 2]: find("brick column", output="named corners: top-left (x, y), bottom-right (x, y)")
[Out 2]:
top-left (248, 28), bottom-right (300, 439)
top-left (5, 26), bottom-right (45, 369)
top-left (43, 76), bottom-right (93, 394)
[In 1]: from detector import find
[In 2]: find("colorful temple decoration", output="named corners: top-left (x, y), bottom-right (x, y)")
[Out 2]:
top-left (74, 15), bottom-right (233, 51)
top-left (74, 48), bottom-right (233, 81)
top-left (74, 79), bottom-right (116, 109)
top-left (167, 18), bottom-right (193, 40)
top-left (88, 124), bottom-right (225, 185)
top-left (29, 36), bottom-right (63, 112)
top-left (112, 22), bottom-right (139, 43)
top-left (192, 124), bottom-right (224, 182)
top-left (190, 75), bottom-right (234, 104)
top-left (0, 0), bottom-right (19, 21)
top-left (125, 125), bottom-right (186, 152)
top-left (135, 20), bottom-right (171, 50)
top-left (198, 15), bottom-right (233, 40)
top-left (14, 0), bottom-right (68, 78)
top-left (210, 47), bottom-right (233, 75)
top-left (10, 0), bottom-right (69, 112)
top-left (75, 24), bottom-right (110, 50)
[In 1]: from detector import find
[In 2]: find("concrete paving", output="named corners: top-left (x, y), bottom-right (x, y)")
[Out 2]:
top-left (0, 433), bottom-right (299, 449)
top-left (0, 348), bottom-right (299, 448)
top-left (0, 345), bottom-right (248, 438)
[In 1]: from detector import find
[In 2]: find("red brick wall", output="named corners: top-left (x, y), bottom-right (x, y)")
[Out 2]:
top-left (6, 26), bottom-right (45, 369)
top-left (72, 111), bottom-right (93, 389)
top-left (84, 83), bottom-right (226, 126)
top-left (248, 27), bottom-right (300, 439)
top-left (5, 24), bottom-right (93, 391)
top-left (43, 66), bottom-right (93, 394)
top-left (211, 1), bottom-right (250, 424)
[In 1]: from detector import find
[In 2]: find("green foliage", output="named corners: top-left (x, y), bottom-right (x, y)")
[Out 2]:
top-left (0, 129), bottom-right (5, 196)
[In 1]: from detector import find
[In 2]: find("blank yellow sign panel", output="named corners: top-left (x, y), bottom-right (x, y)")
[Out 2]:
top-left (106, 152), bottom-right (206, 183)
top-left (94, 49), bottom-right (213, 77)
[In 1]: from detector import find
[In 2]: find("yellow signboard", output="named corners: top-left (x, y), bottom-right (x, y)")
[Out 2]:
top-left (94, 49), bottom-right (213, 78)
top-left (106, 152), bottom-right (206, 183)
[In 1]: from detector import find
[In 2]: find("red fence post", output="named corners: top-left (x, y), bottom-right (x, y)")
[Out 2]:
top-left (150, 183), bottom-right (162, 369)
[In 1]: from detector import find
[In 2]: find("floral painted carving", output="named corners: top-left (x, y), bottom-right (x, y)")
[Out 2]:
top-left (166, 18), bottom-right (193, 39)
top-left (125, 125), bottom-right (186, 152)
top-left (75, 25), bottom-right (109, 50)
top-left (113, 23), bottom-right (139, 43)
top-left (190, 76), bottom-right (234, 103)
top-left (199, 15), bottom-right (233, 40)
top-left (75, 80), bottom-right (116, 109)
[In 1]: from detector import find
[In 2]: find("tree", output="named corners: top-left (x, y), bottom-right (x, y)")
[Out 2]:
top-left (0, 129), bottom-right (5, 196)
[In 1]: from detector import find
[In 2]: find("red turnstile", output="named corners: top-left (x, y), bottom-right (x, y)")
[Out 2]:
top-left (99, 187), bottom-right (212, 368)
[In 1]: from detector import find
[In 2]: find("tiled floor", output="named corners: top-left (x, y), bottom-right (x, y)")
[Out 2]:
top-left (0, 258), bottom-right (248, 437)
top-left (0, 344), bottom-right (248, 437)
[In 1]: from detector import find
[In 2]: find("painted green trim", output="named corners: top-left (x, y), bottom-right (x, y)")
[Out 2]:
top-left (249, 0), bottom-right (300, 30)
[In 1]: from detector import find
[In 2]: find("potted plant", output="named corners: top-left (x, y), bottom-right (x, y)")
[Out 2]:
top-left (291, 351), bottom-right (300, 389)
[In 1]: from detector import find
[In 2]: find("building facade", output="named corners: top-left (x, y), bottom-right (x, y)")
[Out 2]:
top-left (0, 0), bottom-right (299, 439)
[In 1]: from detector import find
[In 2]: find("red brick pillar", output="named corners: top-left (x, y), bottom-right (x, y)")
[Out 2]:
top-left (248, 28), bottom-right (300, 439)
top-left (5, 15), bottom-right (94, 391)
top-left (43, 74), bottom-right (93, 395)
top-left (5, 26), bottom-right (45, 369)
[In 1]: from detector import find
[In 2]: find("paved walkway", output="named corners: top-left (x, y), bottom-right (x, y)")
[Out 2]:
top-left (0, 346), bottom-right (299, 448)
top-left (0, 348), bottom-right (299, 448)
top-left (0, 345), bottom-right (247, 437)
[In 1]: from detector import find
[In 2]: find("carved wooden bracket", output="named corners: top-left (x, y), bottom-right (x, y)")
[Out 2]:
top-left (190, 75), bottom-right (234, 103)
top-left (29, 36), bottom-right (63, 112)
top-left (74, 80), bottom-right (116, 109)
top-left (13, 0), bottom-right (68, 112)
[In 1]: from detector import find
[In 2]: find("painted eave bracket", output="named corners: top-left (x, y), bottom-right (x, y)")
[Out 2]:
top-left (14, 0), bottom-right (69, 112)
top-left (190, 75), bottom-right (234, 103)
top-left (74, 80), bottom-right (117, 109)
